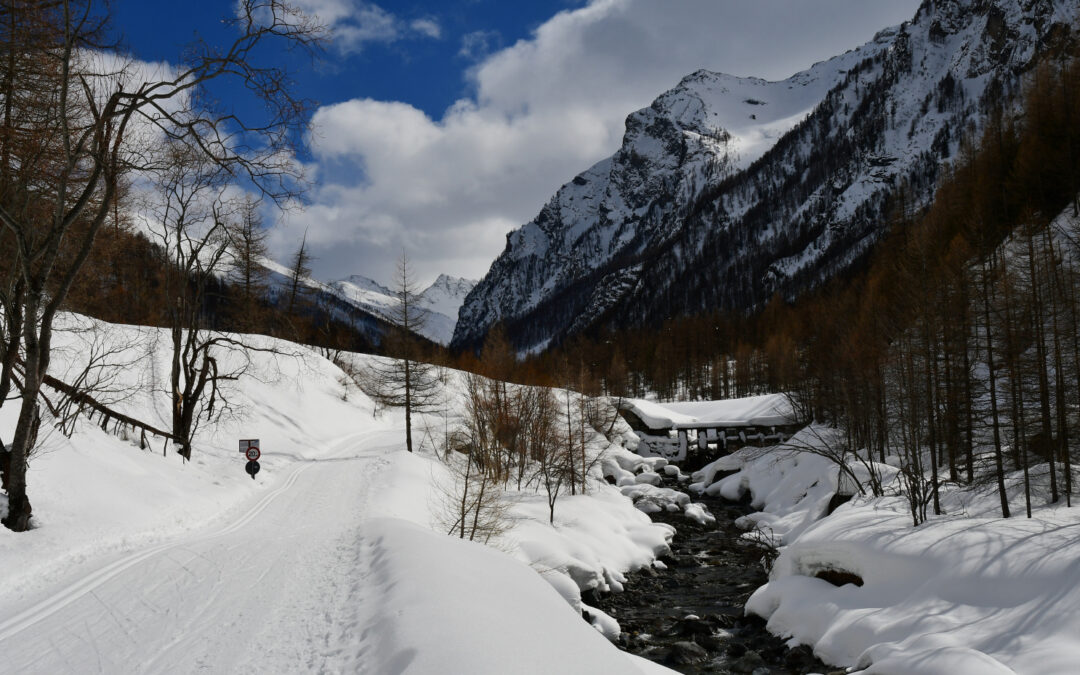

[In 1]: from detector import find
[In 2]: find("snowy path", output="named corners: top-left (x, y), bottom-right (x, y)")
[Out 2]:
top-left (0, 432), bottom-right (395, 675)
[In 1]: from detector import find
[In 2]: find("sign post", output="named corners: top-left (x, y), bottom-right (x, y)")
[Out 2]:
top-left (240, 439), bottom-right (260, 479)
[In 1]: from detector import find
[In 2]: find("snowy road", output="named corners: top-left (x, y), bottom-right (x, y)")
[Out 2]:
top-left (0, 433), bottom-right (395, 675)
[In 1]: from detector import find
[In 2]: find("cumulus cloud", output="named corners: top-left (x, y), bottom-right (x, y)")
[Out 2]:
top-left (277, 0), bottom-right (920, 285)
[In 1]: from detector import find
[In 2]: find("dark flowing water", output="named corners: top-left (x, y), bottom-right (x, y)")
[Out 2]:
top-left (591, 485), bottom-right (834, 674)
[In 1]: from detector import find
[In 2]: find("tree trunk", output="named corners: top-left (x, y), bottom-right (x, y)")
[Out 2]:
top-left (961, 319), bottom-right (975, 484)
top-left (171, 322), bottom-right (184, 452)
top-left (1027, 233), bottom-right (1058, 503)
top-left (923, 323), bottom-right (941, 516)
top-left (1043, 231), bottom-right (1071, 507)
top-left (404, 356), bottom-right (413, 452)
top-left (983, 259), bottom-right (1010, 518)
top-left (3, 291), bottom-right (44, 531)
top-left (0, 279), bottom-right (24, 406)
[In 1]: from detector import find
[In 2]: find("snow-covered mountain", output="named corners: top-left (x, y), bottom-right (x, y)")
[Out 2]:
top-left (327, 275), bottom-right (398, 317)
top-left (420, 274), bottom-right (479, 323)
top-left (326, 273), bottom-right (477, 346)
top-left (453, 0), bottom-right (1079, 352)
top-left (261, 261), bottom-right (475, 347)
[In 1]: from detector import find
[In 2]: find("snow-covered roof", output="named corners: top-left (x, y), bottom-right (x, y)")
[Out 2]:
top-left (622, 394), bottom-right (797, 430)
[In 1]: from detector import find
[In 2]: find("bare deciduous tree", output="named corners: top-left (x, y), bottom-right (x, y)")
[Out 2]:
top-left (438, 372), bottom-right (512, 542)
top-left (0, 0), bottom-right (322, 531)
top-left (143, 141), bottom-right (245, 459)
top-left (44, 316), bottom-right (151, 439)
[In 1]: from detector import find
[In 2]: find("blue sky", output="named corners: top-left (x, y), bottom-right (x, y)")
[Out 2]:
top-left (114, 1), bottom-right (921, 287)
top-left (115, 1), bottom-right (584, 146)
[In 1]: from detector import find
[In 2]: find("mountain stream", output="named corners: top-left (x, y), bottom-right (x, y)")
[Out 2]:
top-left (591, 480), bottom-right (835, 674)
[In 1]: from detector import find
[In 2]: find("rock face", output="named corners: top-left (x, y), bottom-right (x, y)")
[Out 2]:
top-left (453, 0), bottom-right (1078, 353)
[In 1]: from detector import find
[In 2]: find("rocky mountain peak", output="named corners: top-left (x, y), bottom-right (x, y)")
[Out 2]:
top-left (452, 0), bottom-right (1077, 354)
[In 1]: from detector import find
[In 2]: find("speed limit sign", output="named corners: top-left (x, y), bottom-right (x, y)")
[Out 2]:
top-left (239, 439), bottom-right (261, 478)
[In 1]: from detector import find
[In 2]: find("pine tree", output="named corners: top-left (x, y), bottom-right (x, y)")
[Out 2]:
top-left (285, 230), bottom-right (314, 316)
top-left (228, 196), bottom-right (271, 332)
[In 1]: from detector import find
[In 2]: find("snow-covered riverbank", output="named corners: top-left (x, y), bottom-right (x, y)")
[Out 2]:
top-left (694, 426), bottom-right (1080, 674)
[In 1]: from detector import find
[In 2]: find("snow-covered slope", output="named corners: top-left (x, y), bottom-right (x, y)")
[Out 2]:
top-left (0, 313), bottom-right (673, 674)
top-left (325, 274), bottom-right (400, 323)
top-left (454, 0), bottom-right (1079, 352)
top-left (261, 259), bottom-right (392, 343)
top-left (331, 274), bottom-right (397, 312)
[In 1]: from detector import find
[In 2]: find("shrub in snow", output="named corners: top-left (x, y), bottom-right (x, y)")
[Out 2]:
top-left (435, 443), bottom-right (511, 544)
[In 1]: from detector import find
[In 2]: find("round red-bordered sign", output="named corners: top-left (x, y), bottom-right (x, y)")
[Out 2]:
top-left (245, 447), bottom-right (261, 461)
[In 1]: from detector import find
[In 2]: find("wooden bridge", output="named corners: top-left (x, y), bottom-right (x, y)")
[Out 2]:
top-left (618, 394), bottom-right (806, 468)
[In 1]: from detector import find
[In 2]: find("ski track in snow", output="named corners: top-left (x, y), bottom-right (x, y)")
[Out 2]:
top-left (0, 431), bottom-right (395, 675)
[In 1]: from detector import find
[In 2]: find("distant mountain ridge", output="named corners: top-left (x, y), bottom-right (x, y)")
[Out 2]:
top-left (453, 0), bottom-right (1079, 352)
top-left (327, 273), bottom-right (476, 346)
top-left (262, 261), bottom-right (476, 346)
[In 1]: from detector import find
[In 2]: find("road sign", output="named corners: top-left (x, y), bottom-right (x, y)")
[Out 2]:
top-left (245, 460), bottom-right (260, 479)
top-left (239, 439), bottom-right (259, 454)
top-left (245, 447), bottom-right (261, 462)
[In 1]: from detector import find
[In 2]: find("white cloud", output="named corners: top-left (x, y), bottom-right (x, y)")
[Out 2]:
top-left (279, 0), bottom-right (922, 286)
top-left (410, 18), bottom-right (442, 40)
top-left (458, 30), bottom-right (498, 60)
top-left (294, 0), bottom-right (438, 53)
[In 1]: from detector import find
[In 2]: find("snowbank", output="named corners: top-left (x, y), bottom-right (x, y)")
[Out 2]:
top-left (605, 443), bottom-right (714, 525)
top-left (693, 424), bottom-right (1080, 674)
top-left (360, 518), bottom-right (658, 674)
top-left (366, 440), bottom-right (676, 636)
top-left (689, 425), bottom-right (875, 544)
top-left (750, 490), bottom-right (1080, 674)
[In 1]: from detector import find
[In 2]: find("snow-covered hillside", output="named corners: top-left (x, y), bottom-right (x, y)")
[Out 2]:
top-left (0, 313), bottom-right (672, 674)
top-left (454, 0), bottom-right (1080, 352)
